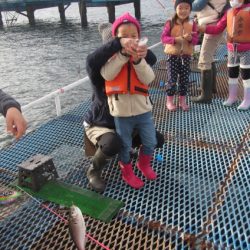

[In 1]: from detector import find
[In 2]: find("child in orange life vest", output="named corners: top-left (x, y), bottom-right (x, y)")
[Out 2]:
top-left (198, 0), bottom-right (250, 110)
top-left (161, 0), bottom-right (198, 111)
top-left (100, 12), bottom-right (157, 190)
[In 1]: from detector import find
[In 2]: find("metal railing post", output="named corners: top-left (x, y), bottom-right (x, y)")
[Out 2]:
top-left (55, 95), bottom-right (62, 116)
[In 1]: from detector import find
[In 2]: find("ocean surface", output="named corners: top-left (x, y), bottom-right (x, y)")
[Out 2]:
top-left (0, 0), bottom-right (173, 147)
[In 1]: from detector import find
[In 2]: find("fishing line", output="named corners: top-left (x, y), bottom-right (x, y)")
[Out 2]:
top-left (15, 185), bottom-right (110, 250)
top-left (77, 27), bottom-right (83, 79)
top-left (155, 0), bottom-right (167, 9)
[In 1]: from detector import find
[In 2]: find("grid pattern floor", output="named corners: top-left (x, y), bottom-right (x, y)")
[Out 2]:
top-left (0, 45), bottom-right (249, 250)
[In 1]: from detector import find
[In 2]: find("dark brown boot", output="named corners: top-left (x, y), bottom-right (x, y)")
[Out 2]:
top-left (192, 69), bottom-right (213, 103)
top-left (87, 148), bottom-right (108, 192)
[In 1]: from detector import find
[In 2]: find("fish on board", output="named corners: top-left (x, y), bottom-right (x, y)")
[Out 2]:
top-left (69, 205), bottom-right (86, 250)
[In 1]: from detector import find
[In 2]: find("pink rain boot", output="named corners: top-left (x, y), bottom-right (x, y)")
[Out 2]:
top-left (166, 96), bottom-right (177, 111)
top-left (119, 161), bottom-right (144, 189)
top-left (179, 96), bottom-right (189, 111)
top-left (223, 84), bottom-right (238, 106)
top-left (238, 87), bottom-right (250, 111)
top-left (136, 150), bottom-right (157, 180)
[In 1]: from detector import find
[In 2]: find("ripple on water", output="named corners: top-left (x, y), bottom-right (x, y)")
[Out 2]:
top-left (0, 1), bottom-right (170, 148)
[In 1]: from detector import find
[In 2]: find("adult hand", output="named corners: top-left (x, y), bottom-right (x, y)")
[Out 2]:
top-left (193, 15), bottom-right (198, 24)
top-left (5, 107), bottom-right (27, 139)
top-left (198, 25), bottom-right (206, 33)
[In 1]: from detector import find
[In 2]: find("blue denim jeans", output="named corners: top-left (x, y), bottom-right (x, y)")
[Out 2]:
top-left (114, 112), bottom-right (157, 164)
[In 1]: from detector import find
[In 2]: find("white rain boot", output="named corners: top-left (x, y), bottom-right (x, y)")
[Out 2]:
top-left (223, 78), bottom-right (238, 106)
top-left (238, 79), bottom-right (250, 110)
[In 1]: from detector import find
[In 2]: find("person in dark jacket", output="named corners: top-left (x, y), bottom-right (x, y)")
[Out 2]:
top-left (84, 23), bottom-right (164, 192)
top-left (0, 89), bottom-right (27, 139)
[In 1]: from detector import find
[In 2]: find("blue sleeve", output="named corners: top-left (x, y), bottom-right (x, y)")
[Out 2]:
top-left (192, 0), bottom-right (208, 12)
top-left (0, 89), bottom-right (21, 117)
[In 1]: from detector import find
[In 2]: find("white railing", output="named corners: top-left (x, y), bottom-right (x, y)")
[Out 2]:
top-left (22, 76), bottom-right (89, 116)
top-left (20, 41), bottom-right (162, 116)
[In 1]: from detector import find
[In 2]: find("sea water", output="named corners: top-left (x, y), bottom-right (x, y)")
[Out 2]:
top-left (0, 0), bottom-right (173, 147)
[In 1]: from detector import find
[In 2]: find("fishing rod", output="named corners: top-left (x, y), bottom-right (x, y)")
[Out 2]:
top-left (15, 185), bottom-right (110, 250)
top-left (155, 0), bottom-right (167, 9)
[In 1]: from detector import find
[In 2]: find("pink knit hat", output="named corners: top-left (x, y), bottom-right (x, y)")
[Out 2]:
top-left (112, 12), bottom-right (141, 37)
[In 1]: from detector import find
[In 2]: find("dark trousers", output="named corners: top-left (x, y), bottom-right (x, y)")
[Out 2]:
top-left (97, 130), bottom-right (164, 158)
top-left (166, 54), bottom-right (191, 96)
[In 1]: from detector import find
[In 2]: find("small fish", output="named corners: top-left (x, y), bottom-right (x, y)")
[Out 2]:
top-left (69, 205), bottom-right (86, 250)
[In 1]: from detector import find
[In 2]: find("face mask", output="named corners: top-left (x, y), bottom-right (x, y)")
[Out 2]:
top-left (230, 0), bottom-right (243, 8)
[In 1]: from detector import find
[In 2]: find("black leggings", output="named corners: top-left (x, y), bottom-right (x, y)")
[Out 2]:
top-left (97, 132), bottom-right (122, 157)
top-left (97, 130), bottom-right (164, 157)
top-left (228, 67), bottom-right (250, 80)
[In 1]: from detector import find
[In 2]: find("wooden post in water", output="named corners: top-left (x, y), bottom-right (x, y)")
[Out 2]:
top-left (107, 3), bottom-right (115, 23)
top-left (79, 0), bottom-right (87, 27)
top-left (0, 12), bottom-right (3, 27)
top-left (58, 4), bottom-right (66, 23)
top-left (134, 0), bottom-right (141, 20)
top-left (26, 5), bottom-right (35, 25)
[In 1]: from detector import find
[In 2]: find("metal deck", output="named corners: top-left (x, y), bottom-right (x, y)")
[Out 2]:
top-left (0, 45), bottom-right (249, 250)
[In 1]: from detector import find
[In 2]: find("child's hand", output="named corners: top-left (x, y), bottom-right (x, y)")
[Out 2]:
top-left (183, 33), bottom-right (192, 42)
top-left (175, 36), bottom-right (184, 44)
top-left (120, 48), bottom-right (130, 57)
top-left (132, 54), bottom-right (141, 64)
top-left (198, 25), bottom-right (206, 33)
top-left (120, 38), bottom-right (138, 57)
top-left (135, 38), bottom-right (148, 59)
top-left (136, 44), bottom-right (147, 59)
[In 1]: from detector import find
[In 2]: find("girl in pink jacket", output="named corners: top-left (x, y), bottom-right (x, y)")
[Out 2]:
top-left (161, 0), bottom-right (198, 111)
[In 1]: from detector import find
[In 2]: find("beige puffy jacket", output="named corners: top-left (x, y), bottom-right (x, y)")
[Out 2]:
top-left (101, 52), bottom-right (155, 117)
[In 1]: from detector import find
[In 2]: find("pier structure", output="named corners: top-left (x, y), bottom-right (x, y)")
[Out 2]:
top-left (0, 0), bottom-right (141, 27)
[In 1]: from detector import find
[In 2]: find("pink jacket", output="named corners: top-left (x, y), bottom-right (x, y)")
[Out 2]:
top-left (205, 4), bottom-right (250, 52)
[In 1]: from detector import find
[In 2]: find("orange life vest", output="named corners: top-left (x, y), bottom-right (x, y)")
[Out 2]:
top-left (105, 61), bottom-right (149, 96)
top-left (164, 20), bottom-right (194, 55)
top-left (227, 7), bottom-right (250, 43)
